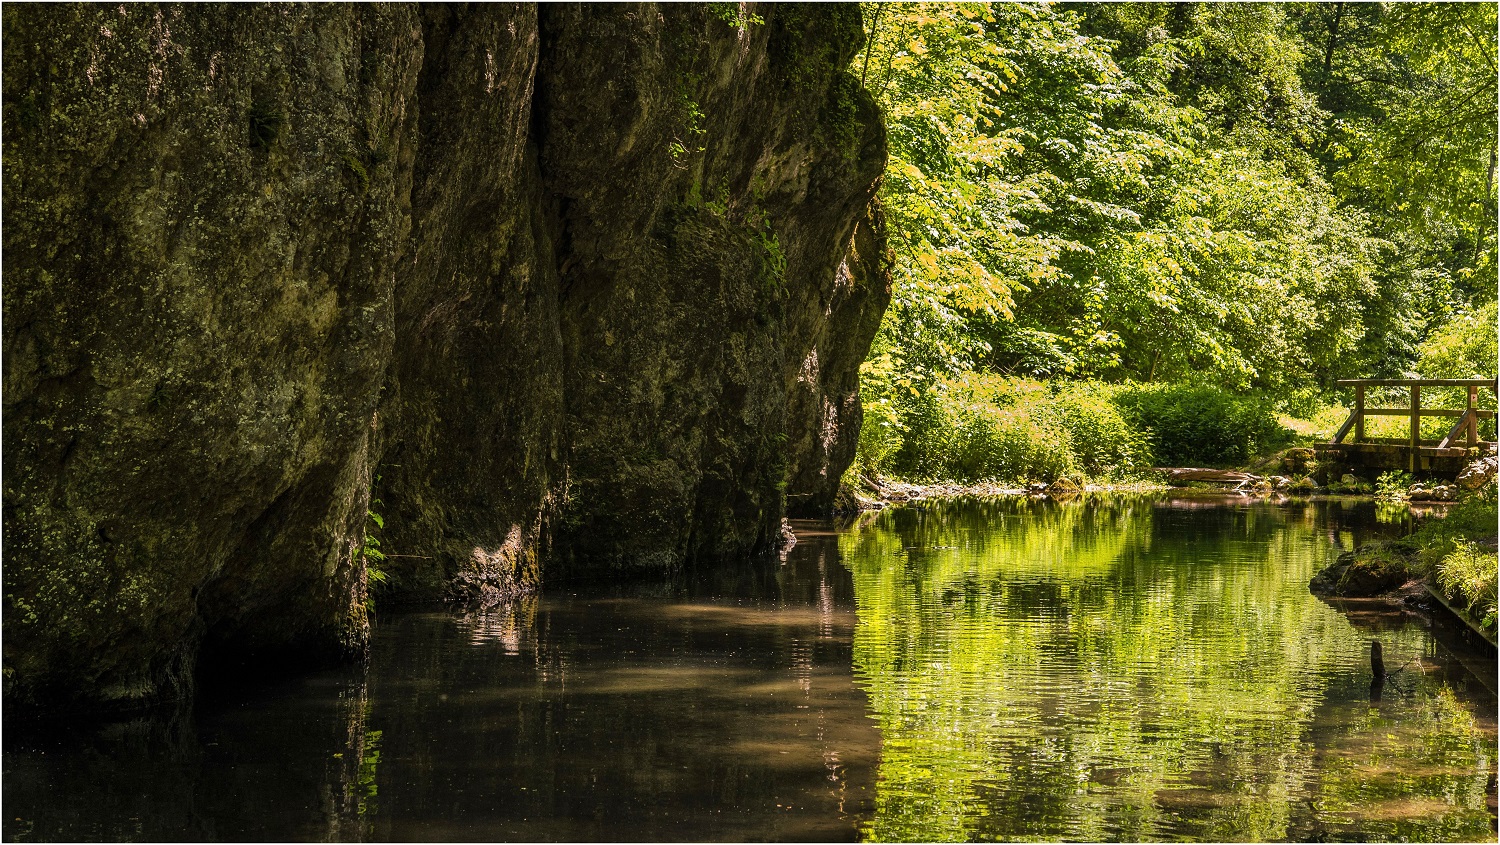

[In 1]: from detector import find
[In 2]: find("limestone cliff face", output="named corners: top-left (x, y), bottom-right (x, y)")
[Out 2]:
top-left (2, 3), bottom-right (887, 711)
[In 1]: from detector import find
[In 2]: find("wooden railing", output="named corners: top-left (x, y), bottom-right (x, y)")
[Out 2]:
top-left (1330, 378), bottom-right (1497, 471)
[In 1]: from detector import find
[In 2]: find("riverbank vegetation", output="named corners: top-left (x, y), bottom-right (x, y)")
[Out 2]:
top-left (853, 2), bottom-right (1498, 485)
top-left (1412, 483), bottom-right (1500, 633)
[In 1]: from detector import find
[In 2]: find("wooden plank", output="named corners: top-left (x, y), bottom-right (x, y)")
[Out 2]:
top-left (1354, 384), bottom-right (1364, 442)
top-left (1318, 442), bottom-right (1475, 459)
top-left (1332, 410), bottom-right (1357, 444)
top-left (1358, 408), bottom-right (1496, 418)
top-left (1409, 384), bottom-right (1420, 473)
top-left (1340, 438), bottom-right (1483, 453)
top-left (1337, 378), bottom-right (1498, 387)
top-left (1438, 410), bottom-right (1473, 449)
top-left (1468, 385), bottom-right (1479, 448)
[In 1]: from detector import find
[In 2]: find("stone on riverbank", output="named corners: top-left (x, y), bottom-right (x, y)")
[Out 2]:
top-left (1457, 456), bottom-right (1498, 491)
top-left (1309, 540), bottom-right (1418, 597)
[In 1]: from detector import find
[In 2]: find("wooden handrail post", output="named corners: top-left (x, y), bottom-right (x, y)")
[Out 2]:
top-left (1409, 383), bottom-right (1420, 472)
top-left (1354, 385), bottom-right (1365, 442)
top-left (1467, 385), bottom-right (1478, 448)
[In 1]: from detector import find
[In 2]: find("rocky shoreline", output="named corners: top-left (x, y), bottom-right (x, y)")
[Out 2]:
top-left (839, 474), bottom-right (1172, 511)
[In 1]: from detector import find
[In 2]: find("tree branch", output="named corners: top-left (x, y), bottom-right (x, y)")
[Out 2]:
top-left (861, 4), bottom-right (884, 87)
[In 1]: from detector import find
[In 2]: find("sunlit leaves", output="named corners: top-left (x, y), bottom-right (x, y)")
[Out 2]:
top-left (861, 0), bottom-right (1495, 441)
top-left (1333, 3), bottom-right (1498, 283)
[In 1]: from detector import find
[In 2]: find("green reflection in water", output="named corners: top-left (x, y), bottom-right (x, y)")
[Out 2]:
top-left (840, 495), bottom-right (1496, 842)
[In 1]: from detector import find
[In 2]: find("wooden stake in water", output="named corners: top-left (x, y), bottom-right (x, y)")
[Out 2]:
top-left (1370, 640), bottom-right (1385, 702)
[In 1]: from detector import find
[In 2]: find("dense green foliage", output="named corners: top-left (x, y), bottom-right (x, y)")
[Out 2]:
top-left (1410, 482), bottom-right (1500, 630)
top-left (1418, 300), bottom-right (1500, 380)
top-left (868, 376), bottom-right (1149, 482)
top-left (857, 2), bottom-right (1497, 479)
top-left (856, 374), bottom-right (1285, 481)
top-left (1113, 383), bottom-right (1286, 466)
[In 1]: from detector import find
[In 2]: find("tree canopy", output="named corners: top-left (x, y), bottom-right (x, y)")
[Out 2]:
top-left (860, 1), bottom-right (1497, 411)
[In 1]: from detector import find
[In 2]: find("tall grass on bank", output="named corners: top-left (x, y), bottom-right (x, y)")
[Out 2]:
top-left (855, 375), bottom-right (1287, 484)
top-left (1411, 484), bottom-right (1500, 631)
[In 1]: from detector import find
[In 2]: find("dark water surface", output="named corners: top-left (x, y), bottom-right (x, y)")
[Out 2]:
top-left (5, 495), bottom-right (1496, 842)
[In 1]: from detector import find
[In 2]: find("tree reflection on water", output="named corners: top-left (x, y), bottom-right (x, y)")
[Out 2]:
top-left (839, 495), bottom-right (1496, 842)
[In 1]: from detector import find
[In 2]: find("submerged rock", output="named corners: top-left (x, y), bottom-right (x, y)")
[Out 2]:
top-left (3, 5), bottom-right (886, 711)
top-left (1309, 541), bottom-right (1417, 597)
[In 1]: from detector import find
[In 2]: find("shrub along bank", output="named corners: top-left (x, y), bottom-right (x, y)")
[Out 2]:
top-left (1310, 480), bottom-right (1498, 638)
top-left (854, 375), bottom-right (1290, 485)
top-left (1411, 484), bottom-right (1500, 634)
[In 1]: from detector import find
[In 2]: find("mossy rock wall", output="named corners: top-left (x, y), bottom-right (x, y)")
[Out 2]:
top-left (2, 3), bottom-right (887, 711)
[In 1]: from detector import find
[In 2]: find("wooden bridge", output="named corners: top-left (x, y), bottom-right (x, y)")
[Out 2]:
top-left (1315, 378), bottom-right (1497, 475)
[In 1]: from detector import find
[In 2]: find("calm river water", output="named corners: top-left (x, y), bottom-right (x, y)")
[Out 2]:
top-left (5, 495), bottom-right (1496, 842)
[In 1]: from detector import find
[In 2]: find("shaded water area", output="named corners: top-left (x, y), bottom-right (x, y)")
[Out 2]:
top-left (5, 495), bottom-right (1496, 842)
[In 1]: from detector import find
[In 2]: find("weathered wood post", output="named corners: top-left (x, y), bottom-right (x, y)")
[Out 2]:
top-left (1370, 640), bottom-right (1384, 703)
top-left (1409, 383), bottom-right (1420, 472)
top-left (1467, 385), bottom-right (1478, 448)
top-left (1354, 384), bottom-right (1365, 443)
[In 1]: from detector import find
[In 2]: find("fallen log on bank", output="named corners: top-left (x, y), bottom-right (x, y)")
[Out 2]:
top-left (1162, 468), bottom-right (1263, 486)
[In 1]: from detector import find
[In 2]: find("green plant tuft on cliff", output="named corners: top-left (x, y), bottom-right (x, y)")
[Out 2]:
top-left (361, 501), bottom-right (388, 612)
top-left (247, 102), bottom-right (285, 151)
top-left (707, 3), bottom-right (764, 31)
top-left (669, 85), bottom-right (708, 168)
top-left (754, 224), bottom-right (787, 293)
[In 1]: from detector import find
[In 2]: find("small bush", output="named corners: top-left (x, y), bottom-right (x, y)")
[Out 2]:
top-left (888, 389), bottom-right (956, 479)
top-left (1409, 483), bottom-right (1498, 629)
top-left (945, 402), bottom-right (1072, 483)
top-left (853, 392), bottom-right (904, 479)
top-left (1375, 470), bottom-right (1413, 502)
top-left (868, 375), bottom-right (1285, 482)
top-left (1113, 383), bottom-right (1286, 466)
top-left (1412, 484), bottom-right (1500, 561)
top-left (1436, 541), bottom-right (1498, 631)
top-left (1039, 381), bottom-right (1149, 476)
top-left (885, 383), bottom-right (1075, 483)
top-left (877, 376), bottom-right (1153, 483)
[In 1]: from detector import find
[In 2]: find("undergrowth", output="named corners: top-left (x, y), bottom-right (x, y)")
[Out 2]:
top-left (1410, 482), bottom-right (1499, 631)
top-left (855, 375), bottom-right (1285, 485)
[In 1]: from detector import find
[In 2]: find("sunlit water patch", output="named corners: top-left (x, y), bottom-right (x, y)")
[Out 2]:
top-left (840, 495), bottom-right (1496, 842)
